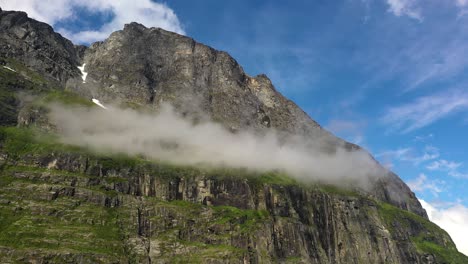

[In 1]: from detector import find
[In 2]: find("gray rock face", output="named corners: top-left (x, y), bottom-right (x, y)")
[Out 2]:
top-left (76, 23), bottom-right (326, 138)
top-left (0, 10), bottom-right (425, 218)
top-left (72, 22), bottom-right (425, 217)
top-left (0, 9), bottom-right (83, 85)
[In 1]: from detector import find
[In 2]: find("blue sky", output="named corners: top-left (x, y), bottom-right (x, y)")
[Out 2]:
top-left (1, 0), bottom-right (467, 254)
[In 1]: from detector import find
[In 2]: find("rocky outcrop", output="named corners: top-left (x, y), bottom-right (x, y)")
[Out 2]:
top-left (0, 8), bottom-right (83, 85)
top-left (76, 23), bottom-right (326, 139)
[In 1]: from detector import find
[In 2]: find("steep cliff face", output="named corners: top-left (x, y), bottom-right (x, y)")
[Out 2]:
top-left (0, 7), bottom-right (83, 86)
top-left (0, 8), bottom-right (466, 264)
top-left (0, 128), bottom-right (464, 263)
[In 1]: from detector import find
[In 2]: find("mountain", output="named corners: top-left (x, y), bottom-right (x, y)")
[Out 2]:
top-left (0, 8), bottom-right (467, 263)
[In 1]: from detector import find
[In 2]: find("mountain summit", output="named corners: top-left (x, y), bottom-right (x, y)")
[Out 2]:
top-left (0, 8), bottom-right (466, 263)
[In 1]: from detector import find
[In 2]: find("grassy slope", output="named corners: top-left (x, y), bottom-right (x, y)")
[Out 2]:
top-left (378, 202), bottom-right (467, 263)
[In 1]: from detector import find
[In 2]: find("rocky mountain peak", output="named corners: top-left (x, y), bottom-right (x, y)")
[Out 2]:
top-left (123, 21), bottom-right (150, 32)
top-left (0, 8), bottom-right (82, 85)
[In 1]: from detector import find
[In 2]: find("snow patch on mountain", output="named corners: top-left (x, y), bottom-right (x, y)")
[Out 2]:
top-left (92, 98), bottom-right (107, 109)
top-left (77, 64), bottom-right (87, 83)
top-left (2, 66), bottom-right (16, 72)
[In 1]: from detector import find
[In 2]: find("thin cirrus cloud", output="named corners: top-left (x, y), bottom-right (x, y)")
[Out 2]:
top-left (386, 0), bottom-right (468, 19)
top-left (376, 145), bottom-right (439, 166)
top-left (427, 159), bottom-right (468, 179)
top-left (0, 0), bottom-right (185, 44)
top-left (407, 173), bottom-right (443, 196)
top-left (369, 1), bottom-right (468, 94)
top-left (381, 90), bottom-right (468, 133)
top-left (427, 159), bottom-right (462, 171)
top-left (386, 0), bottom-right (423, 21)
top-left (325, 119), bottom-right (366, 145)
top-left (457, 0), bottom-right (468, 7)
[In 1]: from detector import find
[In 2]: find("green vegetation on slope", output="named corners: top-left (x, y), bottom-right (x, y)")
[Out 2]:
top-left (0, 168), bottom-right (127, 261)
top-left (0, 163), bottom-right (272, 262)
top-left (2, 58), bottom-right (50, 87)
top-left (0, 57), bottom-right (96, 130)
top-left (0, 126), bottom-right (84, 165)
top-left (212, 205), bottom-right (269, 232)
top-left (41, 89), bottom-right (95, 107)
top-left (378, 202), bottom-right (468, 263)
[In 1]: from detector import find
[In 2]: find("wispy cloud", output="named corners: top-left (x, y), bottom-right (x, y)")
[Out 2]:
top-left (325, 119), bottom-right (366, 145)
top-left (386, 0), bottom-right (423, 20)
top-left (376, 147), bottom-right (411, 161)
top-left (381, 90), bottom-right (468, 133)
top-left (407, 173), bottom-right (444, 196)
top-left (379, 143), bottom-right (468, 179)
top-left (413, 133), bottom-right (434, 142)
top-left (376, 145), bottom-right (439, 166)
top-left (403, 39), bottom-right (468, 91)
top-left (0, 0), bottom-right (185, 43)
top-left (457, 0), bottom-right (468, 7)
top-left (449, 171), bottom-right (468, 178)
top-left (346, 1), bottom-right (468, 98)
top-left (427, 159), bottom-right (462, 171)
top-left (427, 159), bottom-right (468, 179)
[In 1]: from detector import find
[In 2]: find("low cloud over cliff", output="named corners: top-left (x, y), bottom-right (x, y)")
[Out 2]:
top-left (48, 103), bottom-right (384, 189)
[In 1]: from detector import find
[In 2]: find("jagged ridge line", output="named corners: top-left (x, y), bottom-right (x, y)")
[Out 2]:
top-left (3, 30), bottom-right (80, 80)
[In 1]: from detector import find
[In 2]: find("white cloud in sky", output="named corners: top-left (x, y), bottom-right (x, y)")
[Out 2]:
top-left (427, 159), bottom-right (468, 179)
top-left (448, 170), bottom-right (468, 178)
top-left (0, 0), bottom-right (185, 43)
top-left (456, 0), bottom-right (468, 17)
top-left (457, 0), bottom-right (468, 7)
top-left (381, 90), bottom-right (468, 133)
top-left (405, 41), bottom-right (468, 91)
top-left (420, 199), bottom-right (468, 256)
top-left (376, 148), bottom-right (411, 169)
top-left (413, 133), bottom-right (434, 142)
top-left (386, 0), bottom-right (422, 20)
top-left (407, 173), bottom-right (443, 196)
top-left (376, 145), bottom-right (439, 166)
top-left (325, 119), bottom-right (366, 145)
top-left (427, 159), bottom-right (462, 171)
top-left (350, 1), bottom-right (468, 95)
top-left (378, 144), bottom-right (468, 179)
top-left (410, 146), bottom-right (440, 164)
top-left (376, 147), bottom-right (410, 159)
top-left (0, 0), bottom-right (74, 24)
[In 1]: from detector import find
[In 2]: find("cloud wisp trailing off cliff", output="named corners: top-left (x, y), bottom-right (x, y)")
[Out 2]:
top-left (47, 103), bottom-right (384, 189)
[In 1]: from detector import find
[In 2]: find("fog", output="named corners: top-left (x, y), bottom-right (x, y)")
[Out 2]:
top-left (48, 103), bottom-right (385, 189)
